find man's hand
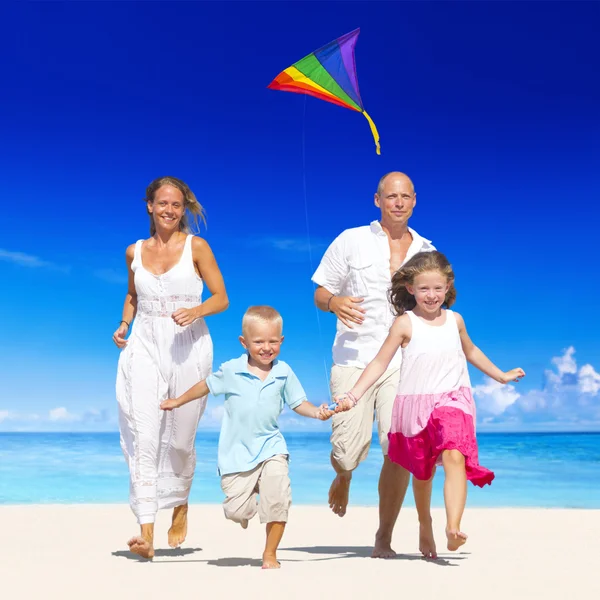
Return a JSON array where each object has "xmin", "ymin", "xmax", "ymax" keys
[{"xmin": 329, "ymin": 295, "xmax": 366, "ymax": 329}]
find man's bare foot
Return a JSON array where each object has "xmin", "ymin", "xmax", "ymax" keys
[
  {"xmin": 419, "ymin": 519, "xmax": 438, "ymax": 559},
  {"xmin": 328, "ymin": 474, "xmax": 351, "ymax": 517},
  {"xmin": 262, "ymin": 552, "xmax": 281, "ymax": 569},
  {"xmin": 168, "ymin": 504, "xmax": 188, "ymax": 548},
  {"xmin": 372, "ymin": 533, "xmax": 397, "ymax": 559},
  {"xmin": 240, "ymin": 518, "xmax": 249, "ymax": 529},
  {"xmin": 446, "ymin": 527, "xmax": 468, "ymax": 551},
  {"xmin": 127, "ymin": 536, "xmax": 155, "ymax": 560}
]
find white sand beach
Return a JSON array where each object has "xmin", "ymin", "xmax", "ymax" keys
[{"xmin": 2, "ymin": 505, "xmax": 597, "ymax": 599}]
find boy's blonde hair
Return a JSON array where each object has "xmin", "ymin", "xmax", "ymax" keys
[{"xmin": 242, "ymin": 306, "xmax": 283, "ymax": 337}]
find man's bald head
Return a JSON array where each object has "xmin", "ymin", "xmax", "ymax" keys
[{"xmin": 376, "ymin": 172, "xmax": 415, "ymax": 196}]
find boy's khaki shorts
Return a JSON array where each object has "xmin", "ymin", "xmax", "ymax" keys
[
  {"xmin": 330, "ymin": 365, "xmax": 400, "ymax": 472},
  {"xmin": 220, "ymin": 454, "xmax": 291, "ymax": 524}
]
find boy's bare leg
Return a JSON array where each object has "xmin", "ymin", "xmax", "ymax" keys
[
  {"xmin": 413, "ymin": 470, "xmax": 437, "ymax": 559},
  {"xmin": 127, "ymin": 523, "xmax": 155, "ymax": 559},
  {"xmin": 168, "ymin": 503, "xmax": 188, "ymax": 548},
  {"xmin": 442, "ymin": 449, "xmax": 468, "ymax": 551},
  {"xmin": 372, "ymin": 457, "xmax": 410, "ymax": 558},
  {"xmin": 328, "ymin": 453, "xmax": 352, "ymax": 516},
  {"xmin": 262, "ymin": 522, "xmax": 285, "ymax": 569}
]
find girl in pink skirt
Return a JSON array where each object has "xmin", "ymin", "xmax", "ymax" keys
[{"xmin": 334, "ymin": 251, "xmax": 525, "ymax": 557}]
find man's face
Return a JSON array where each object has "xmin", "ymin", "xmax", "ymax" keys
[{"xmin": 374, "ymin": 175, "xmax": 416, "ymax": 226}]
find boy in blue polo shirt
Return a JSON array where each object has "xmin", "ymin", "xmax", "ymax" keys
[{"xmin": 161, "ymin": 305, "xmax": 344, "ymax": 569}]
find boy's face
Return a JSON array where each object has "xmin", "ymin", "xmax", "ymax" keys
[{"xmin": 239, "ymin": 321, "xmax": 284, "ymax": 366}]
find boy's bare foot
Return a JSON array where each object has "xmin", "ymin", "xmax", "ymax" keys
[
  {"xmin": 240, "ymin": 518, "xmax": 249, "ymax": 529},
  {"xmin": 127, "ymin": 535, "xmax": 155, "ymax": 560},
  {"xmin": 419, "ymin": 519, "xmax": 438, "ymax": 559},
  {"xmin": 168, "ymin": 504, "xmax": 188, "ymax": 548},
  {"xmin": 372, "ymin": 532, "xmax": 396, "ymax": 559},
  {"xmin": 262, "ymin": 552, "xmax": 281, "ymax": 569},
  {"xmin": 446, "ymin": 527, "xmax": 468, "ymax": 551},
  {"xmin": 328, "ymin": 474, "xmax": 350, "ymax": 516}
]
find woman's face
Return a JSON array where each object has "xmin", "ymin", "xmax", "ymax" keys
[{"xmin": 148, "ymin": 185, "xmax": 185, "ymax": 232}]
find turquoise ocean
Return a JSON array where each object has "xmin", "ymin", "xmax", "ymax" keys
[{"xmin": 1, "ymin": 432, "xmax": 598, "ymax": 507}]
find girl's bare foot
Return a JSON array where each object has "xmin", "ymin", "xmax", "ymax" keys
[
  {"xmin": 446, "ymin": 527, "xmax": 468, "ymax": 551},
  {"xmin": 419, "ymin": 519, "xmax": 438, "ymax": 559},
  {"xmin": 168, "ymin": 504, "xmax": 188, "ymax": 548},
  {"xmin": 127, "ymin": 535, "xmax": 155, "ymax": 559},
  {"xmin": 262, "ymin": 552, "xmax": 281, "ymax": 569}
]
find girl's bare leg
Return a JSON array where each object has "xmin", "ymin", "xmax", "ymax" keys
[
  {"xmin": 412, "ymin": 469, "xmax": 437, "ymax": 558},
  {"xmin": 442, "ymin": 449, "xmax": 468, "ymax": 551}
]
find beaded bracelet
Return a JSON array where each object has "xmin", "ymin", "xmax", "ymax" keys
[{"xmin": 346, "ymin": 391, "xmax": 358, "ymax": 406}]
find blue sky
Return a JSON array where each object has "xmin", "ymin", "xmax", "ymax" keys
[{"xmin": 1, "ymin": 1, "xmax": 599, "ymax": 432}]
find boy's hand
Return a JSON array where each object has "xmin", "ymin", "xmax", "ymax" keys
[
  {"xmin": 315, "ymin": 404, "xmax": 335, "ymax": 420},
  {"xmin": 160, "ymin": 398, "xmax": 181, "ymax": 411},
  {"xmin": 501, "ymin": 368, "xmax": 526, "ymax": 383}
]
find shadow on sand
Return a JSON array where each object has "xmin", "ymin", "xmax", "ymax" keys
[{"xmin": 111, "ymin": 547, "xmax": 203, "ymax": 562}]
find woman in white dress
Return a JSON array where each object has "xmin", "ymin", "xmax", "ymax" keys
[{"xmin": 112, "ymin": 176, "xmax": 229, "ymax": 559}]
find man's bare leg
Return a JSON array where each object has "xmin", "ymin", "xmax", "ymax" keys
[
  {"xmin": 168, "ymin": 503, "xmax": 188, "ymax": 548},
  {"xmin": 413, "ymin": 469, "xmax": 437, "ymax": 559},
  {"xmin": 262, "ymin": 522, "xmax": 285, "ymax": 569},
  {"xmin": 328, "ymin": 453, "xmax": 352, "ymax": 517},
  {"xmin": 372, "ymin": 457, "xmax": 410, "ymax": 558},
  {"xmin": 127, "ymin": 523, "xmax": 155, "ymax": 559}
]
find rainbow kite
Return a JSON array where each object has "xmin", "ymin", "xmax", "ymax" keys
[{"xmin": 268, "ymin": 28, "xmax": 381, "ymax": 155}]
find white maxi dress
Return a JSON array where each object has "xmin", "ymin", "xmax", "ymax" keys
[{"xmin": 116, "ymin": 234, "xmax": 213, "ymax": 524}]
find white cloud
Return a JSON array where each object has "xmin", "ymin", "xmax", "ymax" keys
[
  {"xmin": 48, "ymin": 407, "xmax": 78, "ymax": 422},
  {"xmin": 0, "ymin": 248, "xmax": 70, "ymax": 273},
  {"xmin": 477, "ymin": 347, "xmax": 600, "ymax": 430},
  {"xmin": 473, "ymin": 379, "xmax": 520, "ymax": 416},
  {"xmin": 0, "ymin": 407, "xmax": 113, "ymax": 431}
]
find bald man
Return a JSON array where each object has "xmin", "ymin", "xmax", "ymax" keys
[{"xmin": 312, "ymin": 172, "xmax": 436, "ymax": 558}]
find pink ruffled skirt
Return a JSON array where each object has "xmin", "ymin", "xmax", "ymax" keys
[{"xmin": 387, "ymin": 386, "xmax": 494, "ymax": 487}]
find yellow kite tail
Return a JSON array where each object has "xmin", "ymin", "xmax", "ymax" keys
[{"xmin": 362, "ymin": 110, "xmax": 381, "ymax": 155}]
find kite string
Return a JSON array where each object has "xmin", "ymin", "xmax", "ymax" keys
[{"xmin": 301, "ymin": 95, "xmax": 332, "ymax": 403}]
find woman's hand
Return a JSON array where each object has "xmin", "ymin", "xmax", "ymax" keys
[
  {"xmin": 172, "ymin": 307, "xmax": 199, "ymax": 327},
  {"xmin": 112, "ymin": 323, "xmax": 129, "ymax": 348}
]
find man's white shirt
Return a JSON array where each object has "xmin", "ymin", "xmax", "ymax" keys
[{"xmin": 312, "ymin": 220, "xmax": 435, "ymax": 370}]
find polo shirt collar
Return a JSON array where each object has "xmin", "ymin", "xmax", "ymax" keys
[{"xmin": 233, "ymin": 353, "xmax": 281, "ymax": 377}]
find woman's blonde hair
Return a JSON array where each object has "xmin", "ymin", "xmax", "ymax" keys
[
  {"xmin": 144, "ymin": 176, "xmax": 206, "ymax": 236},
  {"xmin": 389, "ymin": 251, "xmax": 457, "ymax": 315}
]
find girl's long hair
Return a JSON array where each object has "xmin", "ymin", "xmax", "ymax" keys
[
  {"xmin": 144, "ymin": 176, "xmax": 206, "ymax": 236},
  {"xmin": 389, "ymin": 251, "xmax": 457, "ymax": 315}
]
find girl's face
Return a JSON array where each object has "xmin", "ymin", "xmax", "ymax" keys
[{"xmin": 407, "ymin": 270, "xmax": 450, "ymax": 315}]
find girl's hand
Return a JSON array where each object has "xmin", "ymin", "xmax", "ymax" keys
[
  {"xmin": 172, "ymin": 307, "xmax": 199, "ymax": 327},
  {"xmin": 502, "ymin": 368, "xmax": 526, "ymax": 383},
  {"xmin": 333, "ymin": 393, "xmax": 357, "ymax": 412},
  {"xmin": 315, "ymin": 404, "xmax": 335, "ymax": 420},
  {"xmin": 160, "ymin": 398, "xmax": 181, "ymax": 411},
  {"xmin": 112, "ymin": 323, "xmax": 129, "ymax": 348}
]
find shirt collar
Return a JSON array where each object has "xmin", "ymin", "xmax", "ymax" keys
[
  {"xmin": 233, "ymin": 353, "xmax": 281, "ymax": 376},
  {"xmin": 369, "ymin": 220, "xmax": 433, "ymax": 248}
]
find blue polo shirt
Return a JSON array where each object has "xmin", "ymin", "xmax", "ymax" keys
[{"xmin": 206, "ymin": 354, "xmax": 307, "ymax": 476}]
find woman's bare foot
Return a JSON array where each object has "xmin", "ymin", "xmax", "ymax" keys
[
  {"xmin": 262, "ymin": 552, "xmax": 281, "ymax": 569},
  {"xmin": 168, "ymin": 504, "xmax": 188, "ymax": 548},
  {"xmin": 446, "ymin": 527, "xmax": 468, "ymax": 551},
  {"xmin": 419, "ymin": 519, "xmax": 437, "ymax": 559},
  {"xmin": 128, "ymin": 523, "xmax": 154, "ymax": 559},
  {"xmin": 328, "ymin": 474, "xmax": 351, "ymax": 517}
]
